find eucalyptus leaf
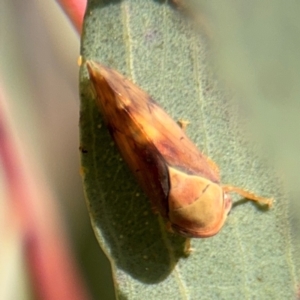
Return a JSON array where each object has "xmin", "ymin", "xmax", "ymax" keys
[{"xmin": 79, "ymin": 1, "xmax": 298, "ymax": 299}]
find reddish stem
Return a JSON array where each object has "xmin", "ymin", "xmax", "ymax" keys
[
  {"xmin": 0, "ymin": 83, "xmax": 90, "ymax": 299},
  {"xmin": 55, "ymin": 0, "xmax": 87, "ymax": 34}
]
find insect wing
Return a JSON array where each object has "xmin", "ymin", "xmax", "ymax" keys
[
  {"xmin": 87, "ymin": 61, "xmax": 170, "ymax": 216},
  {"xmin": 87, "ymin": 61, "xmax": 219, "ymax": 183}
]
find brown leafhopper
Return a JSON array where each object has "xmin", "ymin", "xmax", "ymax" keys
[{"xmin": 86, "ymin": 60, "xmax": 272, "ymax": 238}]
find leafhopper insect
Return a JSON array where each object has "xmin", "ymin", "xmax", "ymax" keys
[{"xmin": 86, "ymin": 60, "xmax": 272, "ymax": 238}]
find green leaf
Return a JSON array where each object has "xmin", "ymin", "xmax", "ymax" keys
[{"xmin": 79, "ymin": 1, "xmax": 298, "ymax": 299}]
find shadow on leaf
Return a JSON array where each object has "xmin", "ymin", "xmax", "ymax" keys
[{"xmin": 80, "ymin": 79, "xmax": 187, "ymax": 284}]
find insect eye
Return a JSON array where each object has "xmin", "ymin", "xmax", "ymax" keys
[{"xmin": 223, "ymin": 193, "xmax": 232, "ymax": 215}]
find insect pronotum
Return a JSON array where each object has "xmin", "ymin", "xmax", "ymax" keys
[{"xmin": 86, "ymin": 60, "xmax": 272, "ymax": 238}]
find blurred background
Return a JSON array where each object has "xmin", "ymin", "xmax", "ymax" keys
[
  {"xmin": 0, "ymin": 0, "xmax": 115, "ymax": 299},
  {"xmin": 1, "ymin": 0, "xmax": 299, "ymax": 299},
  {"xmin": 194, "ymin": 1, "xmax": 300, "ymax": 245}
]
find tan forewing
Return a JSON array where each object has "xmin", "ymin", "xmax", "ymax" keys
[
  {"xmin": 87, "ymin": 61, "xmax": 220, "ymax": 184},
  {"xmin": 87, "ymin": 61, "xmax": 170, "ymax": 216}
]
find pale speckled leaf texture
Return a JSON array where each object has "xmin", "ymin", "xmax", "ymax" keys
[{"xmin": 79, "ymin": 1, "xmax": 298, "ymax": 299}]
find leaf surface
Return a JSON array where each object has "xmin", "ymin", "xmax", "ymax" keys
[{"xmin": 79, "ymin": 1, "xmax": 298, "ymax": 299}]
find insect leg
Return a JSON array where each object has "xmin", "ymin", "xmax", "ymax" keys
[{"xmin": 222, "ymin": 185, "xmax": 273, "ymax": 207}]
